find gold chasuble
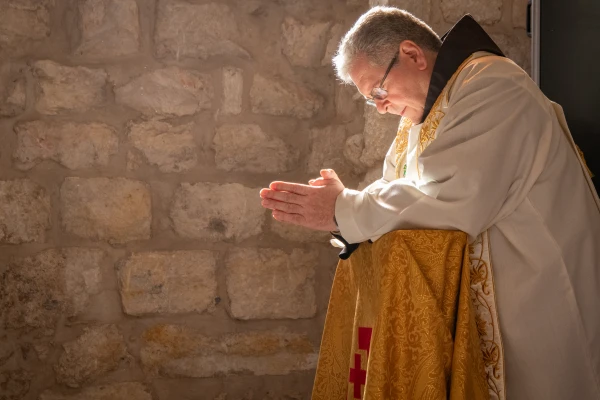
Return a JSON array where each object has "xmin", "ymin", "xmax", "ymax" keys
[{"xmin": 311, "ymin": 230, "xmax": 489, "ymax": 400}]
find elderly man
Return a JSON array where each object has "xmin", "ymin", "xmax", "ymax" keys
[{"xmin": 260, "ymin": 7, "xmax": 600, "ymax": 400}]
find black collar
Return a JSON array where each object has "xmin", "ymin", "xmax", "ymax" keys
[{"xmin": 420, "ymin": 15, "xmax": 504, "ymax": 123}]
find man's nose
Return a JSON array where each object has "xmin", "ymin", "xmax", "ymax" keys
[{"xmin": 375, "ymin": 100, "xmax": 388, "ymax": 114}]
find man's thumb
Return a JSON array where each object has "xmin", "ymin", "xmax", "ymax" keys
[{"xmin": 320, "ymin": 169, "xmax": 340, "ymax": 180}]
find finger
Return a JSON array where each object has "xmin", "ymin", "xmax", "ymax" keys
[
  {"xmin": 272, "ymin": 210, "xmax": 306, "ymax": 226},
  {"xmin": 308, "ymin": 179, "xmax": 316, "ymax": 185},
  {"xmin": 309, "ymin": 177, "xmax": 327, "ymax": 187},
  {"xmin": 269, "ymin": 181, "xmax": 310, "ymax": 195},
  {"xmin": 260, "ymin": 189, "xmax": 304, "ymax": 205},
  {"xmin": 320, "ymin": 169, "xmax": 340, "ymax": 181},
  {"xmin": 261, "ymin": 199, "xmax": 303, "ymax": 214}
]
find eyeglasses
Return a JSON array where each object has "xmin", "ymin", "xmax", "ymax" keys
[{"xmin": 366, "ymin": 51, "xmax": 399, "ymax": 107}]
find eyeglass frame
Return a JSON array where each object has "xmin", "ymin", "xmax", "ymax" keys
[{"xmin": 365, "ymin": 50, "xmax": 399, "ymax": 107}]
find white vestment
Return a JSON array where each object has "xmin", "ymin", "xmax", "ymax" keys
[{"xmin": 335, "ymin": 53, "xmax": 600, "ymax": 399}]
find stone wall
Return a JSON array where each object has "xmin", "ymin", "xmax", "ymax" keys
[{"xmin": 0, "ymin": 0, "xmax": 529, "ymax": 399}]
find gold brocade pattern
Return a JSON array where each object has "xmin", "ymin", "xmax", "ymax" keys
[
  {"xmin": 469, "ymin": 232, "xmax": 506, "ymax": 400},
  {"xmin": 312, "ymin": 230, "xmax": 490, "ymax": 400}
]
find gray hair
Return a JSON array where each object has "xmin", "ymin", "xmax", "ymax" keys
[{"xmin": 333, "ymin": 6, "xmax": 442, "ymax": 83}]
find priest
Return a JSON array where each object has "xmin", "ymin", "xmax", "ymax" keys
[{"xmin": 260, "ymin": 7, "xmax": 600, "ymax": 400}]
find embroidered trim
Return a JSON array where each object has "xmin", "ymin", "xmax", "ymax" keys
[
  {"xmin": 394, "ymin": 117, "xmax": 412, "ymax": 179},
  {"xmin": 469, "ymin": 231, "xmax": 506, "ymax": 400}
]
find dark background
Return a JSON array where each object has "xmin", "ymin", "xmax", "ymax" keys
[{"xmin": 539, "ymin": 0, "xmax": 600, "ymax": 190}]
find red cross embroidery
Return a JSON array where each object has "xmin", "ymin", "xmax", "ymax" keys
[{"xmin": 348, "ymin": 327, "xmax": 372, "ymax": 399}]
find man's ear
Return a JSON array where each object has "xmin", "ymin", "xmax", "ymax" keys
[{"xmin": 399, "ymin": 40, "xmax": 428, "ymax": 70}]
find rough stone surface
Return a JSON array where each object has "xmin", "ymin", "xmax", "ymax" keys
[
  {"xmin": 357, "ymin": 166, "xmax": 384, "ymax": 191},
  {"xmin": 282, "ymin": 17, "xmax": 330, "ymax": 67},
  {"xmin": 360, "ymin": 106, "xmax": 400, "ymax": 167},
  {"xmin": 322, "ymin": 23, "xmax": 344, "ymax": 66},
  {"xmin": 344, "ymin": 134, "xmax": 366, "ymax": 172},
  {"xmin": 117, "ymin": 251, "xmax": 217, "ymax": 316},
  {"xmin": 0, "ymin": 369, "xmax": 32, "ymax": 400},
  {"xmin": 115, "ymin": 67, "xmax": 213, "ymax": 117},
  {"xmin": 491, "ymin": 32, "xmax": 531, "ymax": 74},
  {"xmin": 40, "ymin": 382, "xmax": 152, "ymax": 400},
  {"xmin": 0, "ymin": 179, "xmax": 51, "ymax": 244},
  {"xmin": 14, "ymin": 120, "xmax": 118, "ymax": 170},
  {"xmin": 0, "ymin": 0, "xmax": 52, "ymax": 52},
  {"xmin": 270, "ymin": 221, "xmax": 330, "ymax": 243},
  {"xmin": 33, "ymin": 60, "xmax": 107, "ymax": 115},
  {"xmin": 141, "ymin": 325, "xmax": 317, "ymax": 377},
  {"xmin": 128, "ymin": 120, "xmax": 197, "ymax": 173},
  {"xmin": 369, "ymin": 0, "xmax": 432, "ymax": 21},
  {"xmin": 155, "ymin": 1, "xmax": 248, "ymax": 60},
  {"xmin": 0, "ymin": 343, "xmax": 15, "ymax": 365},
  {"xmin": 222, "ymin": 67, "xmax": 243, "ymax": 115},
  {"xmin": 307, "ymin": 125, "xmax": 351, "ymax": 175},
  {"xmin": 0, "ymin": 248, "xmax": 103, "ymax": 330},
  {"xmin": 335, "ymin": 84, "xmax": 361, "ymax": 122},
  {"xmin": 55, "ymin": 325, "xmax": 128, "ymax": 388},
  {"xmin": 250, "ymin": 74, "xmax": 323, "ymax": 119},
  {"xmin": 213, "ymin": 124, "xmax": 293, "ymax": 173},
  {"xmin": 441, "ymin": 0, "xmax": 502, "ymax": 25},
  {"xmin": 512, "ymin": 0, "xmax": 528, "ymax": 29},
  {"xmin": 60, "ymin": 177, "xmax": 152, "ymax": 244},
  {"xmin": 170, "ymin": 183, "xmax": 265, "ymax": 242},
  {"xmin": 0, "ymin": 65, "xmax": 26, "ymax": 117},
  {"xmin": 74, "ymin": 0, "xmax": 141, "ymax": 58},
  {"xmin": 226, "ymin": 248, "xmax": 317, "ymax": 320}
]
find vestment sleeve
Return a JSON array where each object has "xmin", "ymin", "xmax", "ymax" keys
[{"xmin": 335, "ymin": 59, "xmax": 554, "ymax": 244}]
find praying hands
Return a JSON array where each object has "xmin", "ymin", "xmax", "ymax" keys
[{"xmin": 259, "ymin": 169, "xmax": 345, "ymax": 231}]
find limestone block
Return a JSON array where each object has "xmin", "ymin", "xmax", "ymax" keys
[
  {"xmin": 357, "ymin": 166, "xmax": 384, "ymax": 190},
  {"xmin": 281, "ymin": 17, "xmax": 330, "ymax": 67},
  {"xmin": 117, "ymin": 251, "xmax": 217, "ymax": 316},
  {"xmin": 0, "ymin": 248, "xmax": 103, "ymax": 330},
  {"xmin": 60, "ymin": 177, "xmax": 151, "ymax": 244},
  {"xmin": 250, "ymin": 74, "xmax": 323, "ymax": 119},
  {"xmin": 115, "ymin": 67, "xmax": 213, "ymax": 117},
  {"xmin": 55, "ymin": 325, "xmax": 128, "ymax": 388},
  {"xmin": 0, "ymin": 369, "xmax": 32, "ymax": 400},
  {"xmin": 0, "ymin": 343, "xmax": 15, "ymax": 365},
  {"xmin": 491, "ymin": 32, "xmax": 531, "ymax": 73},
  {"xmin": 344, "ymin": 134, "xmax": 365, "ymax": 172},
  {"xmin": 40, "ymin": 382, "xmax": 152, "ymax": 400},
  {"xmin": 360, "ymin": 106, "xmax": 399, "ymax": 167},
  {"xmin": 0, "ymin": 65, "xmax": 26, "ymax": 118},
  {"xmin": 33, "ymin": 61, "xmax": 107, "ymax": 115},
  {"xmin": 307, "ymin": 125, "xmax": 352, "ymax": 175},
  {"xmin": 270, "ymin": 220, "xmax": 330, "ymax": 243},
  {"xmin": 170, "ymin": 183, "xmax": 264, "ymax": 242},
  {"xmin": 369, "ymin": 0, "xmax": 431, "ymax": 21},
  {"xmin": 213, "ymin": 124, "xmax": 293, "ymax": 173},
  {"xmin": 74, "ymin": 0, "xmax": 140, "ymax": 58},
  {"xmin": 336, "ymin": 84, "xmax": 361, "ymax": 122},
  {"xmin": 222, "ymin": 67, "xmax": 243, "ymax": 115},
  {"xmin": 155, "ymin": 1, "xmax": 248, "ymax": 60},
  {"xmin": 226, "ymin": 248, "xmax": 317, "ymax": 319},
  {"xmin": 128, "ymin": 120, "xmax": 197, "ymax": 173},
  {"xmin": 0, "ymin": 0, "xmax": 52, "ymax": 52},
  {"xmin": 14, "ymin": 121, "xmax": 118, "ymax": 170},
  {"xmin": 441, "ymin": 0, "xmax": 502, "ymax": 25},
  {"xmin": 512, "ymin": 0, "xmax": 528, "ymax": 29},
  {"xmin": 141, "ymin": 325, "xmax": 317, "ymax": 377},
  {"xmin": 0, "ymin": 179, "xmax": 51, "ymax": 244},
  {"xmin": 322, "ymin": 23, "xmax": 344, "ymax": 66}
]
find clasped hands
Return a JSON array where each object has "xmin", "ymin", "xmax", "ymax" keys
[{"xmin": 259, "ymin": 169, "xmax": 345, "ymax": 232}]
